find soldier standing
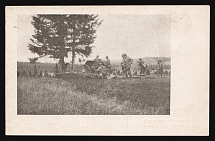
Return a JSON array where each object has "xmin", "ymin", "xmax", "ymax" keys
[
  {"xmin": 94, "ymin": 55, "xmax": 99, "ymax": 64},
  {"xmin": 157, "ymin": 60, "xmax": 164, "ymax": 78},
  {"xmin": 92, "ymin": 55, "xmax": 100, "ymax": 70},
  {"xmin": 106, "ymin": 56, "xmax": 111, "ymax": 74},
  {"xmin": 121, "ymin": 54, "xmax": 133, "ymax": 78}
]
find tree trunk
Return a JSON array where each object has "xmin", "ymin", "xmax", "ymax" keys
[
  {"xmin": 71, "ymin": 50, "xmax": 75, "ymax": 71},
  {"xmin": 59, "ymin": 56, "xmax": 65, "ymax": 73},
  {"xmin": 59, "ymin": 44, "xmax": 65, "ymax": 73}
]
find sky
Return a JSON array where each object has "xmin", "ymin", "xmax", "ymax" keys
[{"xmin": 17, "ymin": 14, "xmax": 171, "ymax": 63}]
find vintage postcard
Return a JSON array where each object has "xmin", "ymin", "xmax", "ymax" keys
[{"xmin": 6, "ymin": 6, "xmax": 209, "ymax": 135}]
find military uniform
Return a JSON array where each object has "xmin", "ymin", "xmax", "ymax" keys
[
  {"xmin": 106, "ymin": 58, "xmax": 111, "ymax": 73},
  {"xmin": 95, "ymin": 63, "xmax": 107, "ymax": 78},
  {"xmin": 94, "ymin": 58, "xmax": 99, "ymax": 65},
  {"xmin": 157, "ymin": 60, "xmax": 164, "ymax": 78},
  {"xmin": 138, "ymin": 59, "xmax": 148, "ymax": 74},
  {"xmin": 92, "ymin": 56, "xmax": 100, "ymax": 71},
  {"xmin": 121, "ymin": 56, "xmax": 133, "ymax": 78}
]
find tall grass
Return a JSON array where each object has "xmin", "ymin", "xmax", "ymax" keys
[{"xmin": 18, "ymin": 75, "xmax": 170, "ymax": 115}]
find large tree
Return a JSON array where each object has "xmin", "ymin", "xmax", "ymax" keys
[{"xmin": 28, "ymin": 14, "xmax": 102, "ymax": 72}]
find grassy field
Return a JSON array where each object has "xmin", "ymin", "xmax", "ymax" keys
[
  {"xmin": 17, "ymin": 74, "xmax": 170, "ymax": 115},
  {"xmin": 17, "ymin": 62, "xmax": 80, "ymax": 74}
]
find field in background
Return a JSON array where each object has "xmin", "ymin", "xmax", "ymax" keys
[
  {"xmin": 17, "ymin": 74, "xmax": 170, "ymax": 115},
  {"xmin": 17, "ymin": 62, "xmax": 80, "ymax": 74},
  {"xmin": 17, "ymin": 61, "xmax": 171, "ymax": 75}
]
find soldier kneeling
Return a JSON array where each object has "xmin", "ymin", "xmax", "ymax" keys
[
  {"xmin": 137, "ymin": 58, "xmax": 148, "ymax": 75},
  {"xmin": 94, "ymin": 62, "xmax": 107, "ymax": 79}
]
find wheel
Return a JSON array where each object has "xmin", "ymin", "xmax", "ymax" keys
[{"xmin": 78, "ymin": 65, "xmax": 91, "ymax": 74}]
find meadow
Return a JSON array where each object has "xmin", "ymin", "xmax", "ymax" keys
[
  {"xmin": 17, "ymin": 62, "xmax": 80, "ymax": 74},
  {"xmin": 17, "ymin": 74, "xmax": 170, "ymax": 115}
]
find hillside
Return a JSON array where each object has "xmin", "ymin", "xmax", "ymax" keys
[{"xmin": 111, "ymin": 57, "xmax": 171, "ymax": 66}]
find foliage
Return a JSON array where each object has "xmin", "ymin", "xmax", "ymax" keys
[
  {"xmin": 28, "ymin": 57, "xmax": 39, "ymax": 64},
  {"xmin": 28, "ymin": 14, "xmax": 103, "ymax": 71}
]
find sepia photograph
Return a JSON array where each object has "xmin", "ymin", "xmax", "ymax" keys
[
  {"xmin": 17, "ymin": 14, "xmax": 171, "ymax": 115},
  {"xmin": 6, "ymin": 6, "xmax": 209, "ymax": 135}
]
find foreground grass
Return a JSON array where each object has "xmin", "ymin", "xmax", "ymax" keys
[{"xmin": 17, "ymin": 75, "xmax": 170, "ymax": 115}]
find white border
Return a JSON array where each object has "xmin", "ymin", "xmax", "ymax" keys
[{"xmin": 6, "ymin": 6, "xmax": 209, "ymax": 135}]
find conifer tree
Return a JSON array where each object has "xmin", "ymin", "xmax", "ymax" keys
[{"xmin": 28, "ymin": 14, "xmax": 103, "ymax": 72}]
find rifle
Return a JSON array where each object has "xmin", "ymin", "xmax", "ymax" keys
[{"xmin": 122, "ymin": 62, "xmax": 132, "ymax": 72}]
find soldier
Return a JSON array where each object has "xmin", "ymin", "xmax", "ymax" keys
[
  {"xmin": 121, "ymin": 54, "xmax": 133, "ymax": 78},
  {"xmin": 157, "ymin": 60, "xmax": 164, "ymax": 78},
  {"xmin": 137, "ymin": 58, "xmax": 148, "ymax": 74},
  {"xmin": 94, "ymin": 62, "xmax": 107, "ymax": 79},
  {"xmin": 92, "ymin": 55, "xmax": 100, "ymax": 70},
  {"xmin": 94, "ymin": 55, "xmax": 99, "ymax": 64},
  {"xmin": 105, "ymin": 56, "xmax": 111, "ymax": 74}
]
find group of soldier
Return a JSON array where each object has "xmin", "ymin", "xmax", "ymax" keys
[
  {"xmin": 92, "ymin": 53, "xmax": 162, "ymax": 79},
  {"xmin": 121, "ymin": 54, "xmax": 149, "ymax": 78},
  {"xmin": 92, "ymin": 55, "xmax": 111, "ymax": 78}
]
